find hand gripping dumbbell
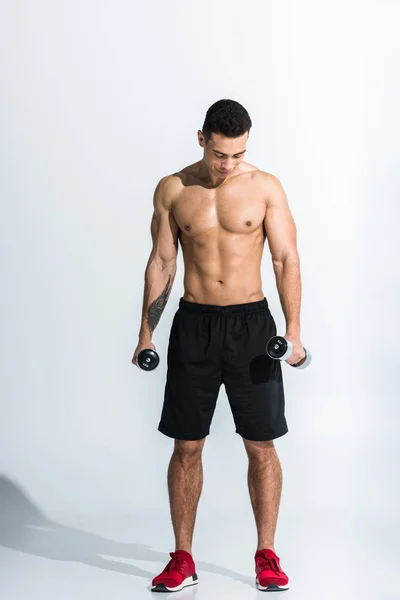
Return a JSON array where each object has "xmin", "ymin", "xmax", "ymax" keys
[
  {"xmin": 136, "ymin": 349, "xmax": 160, "ymax": 371},
  {"xmin": 266, "ymin": 336, "xmax": 312, "ymax": 369}
]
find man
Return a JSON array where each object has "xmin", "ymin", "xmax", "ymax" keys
[{"xmin": 132, "ymin": 99, "xmax": 305, "ymax": 593}]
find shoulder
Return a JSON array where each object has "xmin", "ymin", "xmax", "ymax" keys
[
  {"xmin": 154, "ymin": 173, "xmax": 184, "ymax": 209},
  {"xmin": 236, "ymin": 165, "xmax": 282, "ymax": 191},
  {"xmin": 254, "ymin": 169, "xmax": 281, "ymax": 188},
  {"xmin": 253, "ymin": 170, "xmax": 288, "ymax": 206}
]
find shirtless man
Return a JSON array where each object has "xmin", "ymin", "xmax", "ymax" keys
[{"xmin": 132, "ymin": 99, "xmax": 305, "ymax": 593}]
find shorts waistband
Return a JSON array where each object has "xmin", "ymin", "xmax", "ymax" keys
[{"xmin": 178, "ymin": 297, "xmax": 269, "ymax": 315}]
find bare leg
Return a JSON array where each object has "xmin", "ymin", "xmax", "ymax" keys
[
  {"xmin": 243, "ymin": 439, "xmax": 283, "ymax": 551},
  {"xmin": 167, "ymin": 438, "xmax": 206, "ymax": 554}
]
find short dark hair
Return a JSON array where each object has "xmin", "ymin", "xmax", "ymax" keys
[{"xmin": 202, "ymin": 99, "xmax": 252, "ymax": 143}]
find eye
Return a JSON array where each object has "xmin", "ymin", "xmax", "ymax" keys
[{"xmin": 214, "ymin": 153, "xmax": 244, "ymax": 159}]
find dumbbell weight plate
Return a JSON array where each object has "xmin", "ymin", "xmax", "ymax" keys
[
  {"xmin": 266, "ymin": 336, "xmax": 293, "ymax": 361},
  {"xmin": 266, "ymin": 336, "xmax": 312, "ymax": 369},
  {"xmin": 137, "ymin": 349, "xmax": 160, "ymax": 371}
]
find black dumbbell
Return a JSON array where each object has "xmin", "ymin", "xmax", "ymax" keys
[
  {"xmin": 136, "ymin": 349, "xmax": 160, "ymax": 371},
  {"xmin": 266, "ymin": 336, "xmax": 311, "ymax": 369}
]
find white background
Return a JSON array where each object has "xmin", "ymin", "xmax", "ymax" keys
[{"xmin": 1, "ymin": 1, "xmax": 399, "ymax": 599}]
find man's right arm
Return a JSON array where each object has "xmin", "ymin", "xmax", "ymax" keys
[{"xmin": 137, "ymin": 175, "xmax": 179, "ymax": 344}]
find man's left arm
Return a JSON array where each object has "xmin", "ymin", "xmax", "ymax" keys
[{"xmin": 262, "ymin": 173, "xmax": 306, "ymax": 366}]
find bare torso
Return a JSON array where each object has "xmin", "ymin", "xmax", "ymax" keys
[{"xmin": 171, "ymin": 161, "xmax": 269, "ymax": 305}]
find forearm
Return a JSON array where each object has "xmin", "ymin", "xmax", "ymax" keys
[
  {"xmin": 138, "ymin": 260, "xmax": 176, "ymax": 342},
  {"xmin": 273, "ymin": 257, "xmax": 302, "ymax": 337}
]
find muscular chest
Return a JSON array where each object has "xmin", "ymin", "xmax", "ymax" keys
[{"xmin": 173, "ymin": 185, "xmax": 266, "ymax": 237}]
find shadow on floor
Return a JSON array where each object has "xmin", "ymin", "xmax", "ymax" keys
[{"xmin": 0, "ymin": 474, "xmax": 254, "ymax": 589}]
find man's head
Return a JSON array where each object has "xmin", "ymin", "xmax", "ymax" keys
[{"xmin": 198, "ymin": 99, "xmax": 252, "ymax": 178}]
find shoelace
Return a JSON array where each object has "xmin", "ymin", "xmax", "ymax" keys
[
  {"xmin": 257, "ymin": 553, "xmax": 281, "ymax": 575},
  {"xmin": 166, "ymin": 552, "xmax": 187, "ymax": 575}
]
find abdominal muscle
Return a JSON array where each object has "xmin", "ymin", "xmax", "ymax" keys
[{"xmin": 181, "ymin": 232, "xmax": 266, "ymax": 306}]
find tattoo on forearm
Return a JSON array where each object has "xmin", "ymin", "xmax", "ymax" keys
[{"xmin": 147, "ymin": 275, "xmax": 172, "ymax": 333}]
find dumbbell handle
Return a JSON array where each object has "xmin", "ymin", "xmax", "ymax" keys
[{"xmin": 267, "ymin": 336, "xmax": 312, "ymax": 369}]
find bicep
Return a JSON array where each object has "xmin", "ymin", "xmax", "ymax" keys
[
  {"xmin": 150, "ymin": 177, "xmax": 179, "ymax": 265},
  {"xmin": 263, "ymin": 176, "xmax": 298, "ymax": 265}
]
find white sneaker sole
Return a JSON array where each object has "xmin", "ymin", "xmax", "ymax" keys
[
  {"xmin": 256, "ymin": 576, "xmax": 289, "ymax": 592},
  {"xmin": 151, "ymin": 574, "xmax": 199, "ymax": 593}
]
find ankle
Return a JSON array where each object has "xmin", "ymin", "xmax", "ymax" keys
[
  {"xmin": 175, "ymin": 545, "xmax": 192, "ymax": 555},
  {"xmin": 257, "ymin": 544, "xmax": 275, "ymax": 553}
]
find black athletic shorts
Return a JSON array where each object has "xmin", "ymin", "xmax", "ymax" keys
[{"xmin": 158, "ymin": 297, "xmax": 288, "ymax": 442}]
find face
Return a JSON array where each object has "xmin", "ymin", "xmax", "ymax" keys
[{"xmin": 198, "ymin": 130, "xmax": 248, "ymax": 178}]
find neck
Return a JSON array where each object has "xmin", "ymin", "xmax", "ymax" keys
[{"xmin": 199, "ymin": 159, "xmax": 229, "ymax": 188}]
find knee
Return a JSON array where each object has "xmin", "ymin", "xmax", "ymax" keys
[
  {"xmin": 243, "ymin": 438, "xmax": 275, "ymax": 462},
  {"xmin": 172, "ymin": 438, "xmax": 205, "ymax": 464}
]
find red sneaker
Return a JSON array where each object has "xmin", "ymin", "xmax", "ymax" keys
[
  {"xmin": 255, "ymin": 549, "xmax": 289, "ymax": 591},
  {"xmin": 151, "ymin": 550, "xmax": 198, "ymax": 593}
]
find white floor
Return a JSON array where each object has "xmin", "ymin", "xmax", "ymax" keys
[{"xmin": 0, "ymin": 505, "xmax": 397, "ymax": 600}]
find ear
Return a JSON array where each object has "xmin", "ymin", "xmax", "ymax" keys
[{"xmin": 197, "ymin": 130, "xmax": 205, "ymax": 147}]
